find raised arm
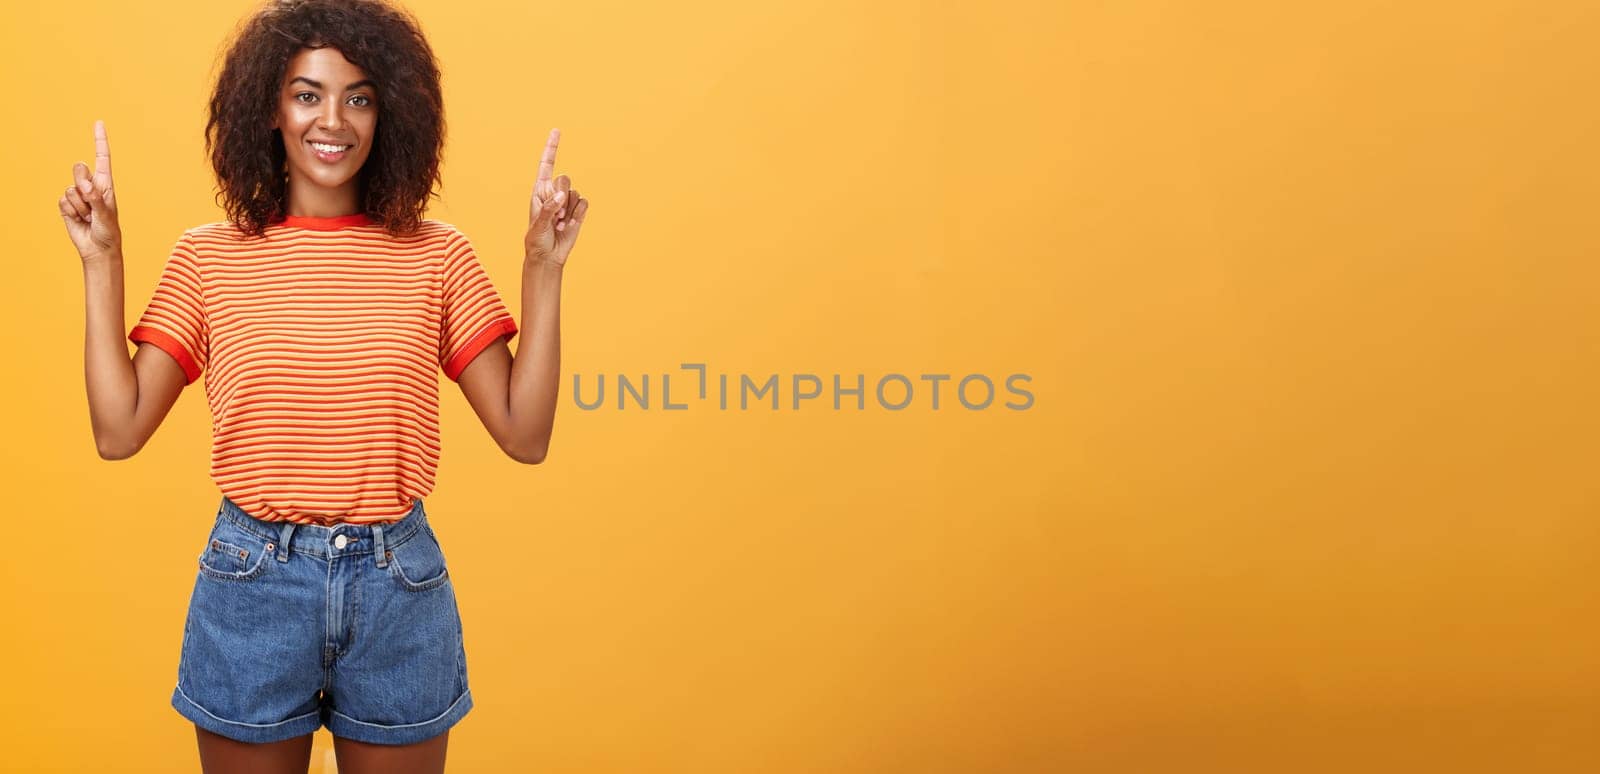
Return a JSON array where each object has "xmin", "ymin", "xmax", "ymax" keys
[
  {"xmin": 63, "ymin": 121, "xmax": 188, "ymax": 460},
  {"xmin": 456, "ymin": 128, "xmax": 589, "ymax": 464}
]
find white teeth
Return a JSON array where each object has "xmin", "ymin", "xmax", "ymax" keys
[{"xmin": 311, "ymin": 142, "xmax": 351, "ymax": 153}]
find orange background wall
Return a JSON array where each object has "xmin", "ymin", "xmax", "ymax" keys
[{"xmin": 1, "ymin": 0, "xmax": 1595, "ymax": 771}]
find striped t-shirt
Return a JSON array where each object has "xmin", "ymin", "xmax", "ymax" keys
[{"xmin": 128, "ymin": 213, "xmax": 518, "ymax": 525}]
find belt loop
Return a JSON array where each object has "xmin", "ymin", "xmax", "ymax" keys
[
  {"xmin": 277, "ymin": 522, "xmax": 296, "ymax": 562},
  {"xmin": 373, "ymin": 523, "xmax": 388, "ymax": 568}
]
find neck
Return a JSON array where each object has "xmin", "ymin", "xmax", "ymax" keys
[{"xmin": 285, "ymin": 178, "xmax": 361, "ymax": 218}]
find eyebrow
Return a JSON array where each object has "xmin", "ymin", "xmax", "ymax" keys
[{"xmin": 288, "ymin": 76, "xmax": 377, "ymax": 92}]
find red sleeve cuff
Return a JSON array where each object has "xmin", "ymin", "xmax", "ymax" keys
[
  {"xmin": 129, "ymin": 325, "xmax": 202, "ymax": 384},
  {"xmin": 443, "ymin": 316, "xmax": 518, "ymax": 382}
]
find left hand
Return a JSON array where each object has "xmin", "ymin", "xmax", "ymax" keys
[{"xmin": 525, "ymin": 128, "xmax": 589, "ymax": 265}]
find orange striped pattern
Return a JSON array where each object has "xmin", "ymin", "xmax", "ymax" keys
[{"xmin": 129, "ymin": 213, "xmax": 518, "ymax": 525}]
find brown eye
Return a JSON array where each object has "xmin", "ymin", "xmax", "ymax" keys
[
  {"xmin": 295, "ymin": 92, "xmax": 317, "ymax": 103},
  {"xmin": 348, "ymin": 94, "xmax": 372, "ymax": 107}
]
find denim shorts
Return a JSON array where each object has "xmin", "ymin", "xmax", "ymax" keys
[{"xmin": 171, "ymin": 496, "xmax": 472, "ymax": 745}]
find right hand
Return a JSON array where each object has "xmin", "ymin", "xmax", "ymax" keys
[{"xmin": 59, "ymin": 120, "xmax": 122, "ymax": 262}]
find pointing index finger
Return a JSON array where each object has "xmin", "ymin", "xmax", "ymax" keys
[
  {"xmin": 537, "ymin": 128, "xmax": 560, "ymax": 186},
  {"xmin": 94, "ymin": 120, "xmax": 113, "ymax": 183}
]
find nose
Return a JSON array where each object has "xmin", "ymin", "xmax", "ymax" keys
[{"xmin": 316, "ymin": 100, "xmax": 346, "ymax": 132}]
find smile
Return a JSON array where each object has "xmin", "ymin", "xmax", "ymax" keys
[{"xmin": 309, "ymin": 141, "xmax": 353, "ymax": 162}]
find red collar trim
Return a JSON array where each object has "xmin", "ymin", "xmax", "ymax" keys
[{"xmin": 275, "ymin": 213, "xmax": 374, "ymax": 230}]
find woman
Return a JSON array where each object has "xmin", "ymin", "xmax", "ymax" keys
[{"xmin": 59, "ymin": 0, "xmax": 588, "ymax": 770}]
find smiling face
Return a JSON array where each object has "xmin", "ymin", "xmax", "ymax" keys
[{"xmin": 272, "ymin": 46, "xmax": 379, "ymax": 217}]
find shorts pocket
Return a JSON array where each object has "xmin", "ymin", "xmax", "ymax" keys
[
  {"xmin": 197, "ymin": 519, "xmax": 273, "ymax": 582},
  {"xmin": 386, "ymin": 525, "xmax": 450, "ymax": 592}
]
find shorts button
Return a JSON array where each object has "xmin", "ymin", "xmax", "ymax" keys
[{"xmin": 334, "ymin": 534, "xmax": 348, "ymax": 550}]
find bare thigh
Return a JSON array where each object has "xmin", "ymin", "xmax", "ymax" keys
[
  {"xmin": 333, "ymin": 730, "xmax": 449, "ymax": 774},
  {"xmin": 195, "ymin": 725, "xmax": 313, "ymax": 774}
]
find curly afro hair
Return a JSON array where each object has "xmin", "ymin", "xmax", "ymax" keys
[{"xmin": 206, "ymin": 0, "xmax": 445, "ymax": 237}]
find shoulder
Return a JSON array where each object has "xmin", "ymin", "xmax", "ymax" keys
[
  {"xmin": 410, "ymin": 219, "xmax": 482, "ymax": 261},
  {"xmin": 159, "ymin": 221, "xmax": 245, "ymax": 268},
  {"xmin": 181, "ymin": 220, "xmax": 253, "ymax": 247},
  {"xmin": 364, "ymin": 218, "xmax": 467, "ymax": 251},
  {"xmin": 413, "ymin": 218, "xmax": 471, "ymax": 245}
]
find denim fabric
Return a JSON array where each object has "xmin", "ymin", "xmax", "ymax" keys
[{"xmin": 171, "ymin": 496, "xmax": 472, "ymax": 745}]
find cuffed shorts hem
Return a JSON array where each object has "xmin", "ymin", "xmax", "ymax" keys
[
  {"xmin": 324, "ymin": 688, "xmax": 474, "ymax": 746},
  {"xmin": 171, "ymin": 683, "xmax": 322, "ymax": 745}
]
